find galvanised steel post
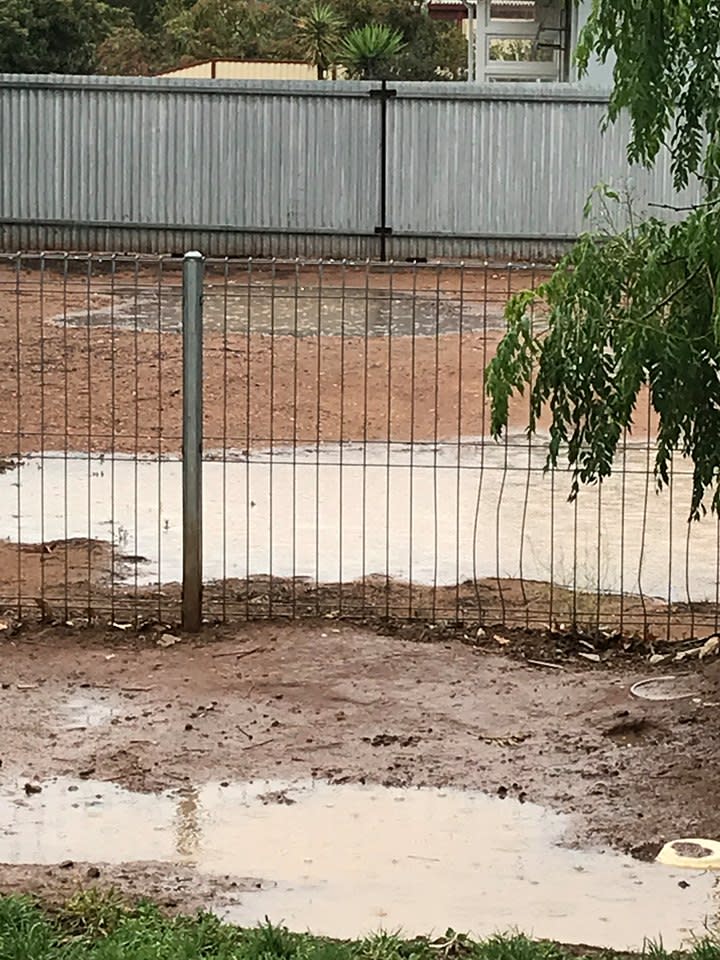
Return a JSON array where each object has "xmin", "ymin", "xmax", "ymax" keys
[{"xmin": 182, "ymin": 250, "xmax": 204, "ymax": 632}]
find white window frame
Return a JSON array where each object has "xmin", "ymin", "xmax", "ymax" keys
[{"xmin": 474, "ymin": 0, "xmax": 563, "ymax": 81}]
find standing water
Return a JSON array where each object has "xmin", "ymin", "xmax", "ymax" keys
[
  {"xmin": 2, "ymin": 777, "xmax": 718, "ymax": 949},
  {"xmin": 0, "ymin": 442, "xmax": 715, "ymax": 602}
]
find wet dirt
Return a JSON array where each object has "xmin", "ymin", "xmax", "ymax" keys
[
  {"xmin": 0, "ymin": 859, "xmax": 264, "ymax": 915},
  {"xmin": 0, "ymin": 538, "xmax": 112, "ymax": 604},
  {"xmin": 2, "ymin": 776, "xmax": 717, "ymax": 949},
  {"xmin": 0, "ymin": 261, "xmax": 660, "ymax": 460},
  {"xmin": 2, "ymin": 623, "xmax": 720, "ymax": 866}
]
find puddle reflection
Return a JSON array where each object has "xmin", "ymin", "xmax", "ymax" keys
[{"xmin": 2, "ymin": 777, "xmax": 718, "ymax": 949}]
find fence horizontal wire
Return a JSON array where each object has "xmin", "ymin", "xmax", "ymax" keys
[{"xmin": 1, "ymin": 251, "xmax": 718, "ymax": 639}]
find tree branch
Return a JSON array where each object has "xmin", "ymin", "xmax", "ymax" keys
[
  {"xmin": 648, "ymin": 197, "xmax": 720, "ymax": 212},
  {"xmin": 637, "ymin": 264, "xmax": 704, "ymax": 324}
]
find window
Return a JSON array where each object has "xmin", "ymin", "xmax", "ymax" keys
[
  {"xmin": 489, "ymin": 0, "xmax": 536, "ymax": 21},
  {"xmin": 488, "ymin": 37, "xmax": 553, "ymax": 60}
]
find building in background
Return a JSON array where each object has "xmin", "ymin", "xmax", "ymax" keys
[
  {"xmin": 156, "ymin": 4, "xmax": 613, "ymax": 86},
  {"xmin": 427, "ymin": 0, "xmax": 614, "ymax": 85},
  {"xmin": 157, "ymin": 59, "xmax": 317, "ymax": 81}
]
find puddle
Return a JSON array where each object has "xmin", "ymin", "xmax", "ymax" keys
[
  {"xmin": 60, "ymin": 691, "xmax": 118, "ymax": 730},
  {"xmin": 59, "ymin": 285, "xmax": 498, "ymax": 338},
  {"xmin": 1, "ymin": 777, "xmax": 717, "ymax": 948},
  {"xmin": 0, "ymin": 441, "xmax": 717, "ymax": 603}
]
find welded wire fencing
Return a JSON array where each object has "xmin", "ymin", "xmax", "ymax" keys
[{"xmin": 1, "ymin": 251, "xmax": 718, "ymax": 639}]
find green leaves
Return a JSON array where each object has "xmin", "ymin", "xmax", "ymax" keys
[
  {"xmin": 486, "ymin": 290, "xmax": 538, "ymax": 437},
  {"xmin": 162, "ymin": 0, "xmax": 281, "ymax": 62},
  {"xmin": 0, "ymin": 0, "xmax": 118, "ymax": 74},
  {"xmin": 487, "ymin": 196, "xmax": 720, "ymax": 519},
  {"xmin": 338, "ymin": 23, "xmax": 405, "ymax": 79},
  {"xmin": 296, "ymin": 3, "xmax": 345, "ymax": 79},
  {"xmin": 576, "ymin": 0, "xmax": 720, "ymax": 191}
]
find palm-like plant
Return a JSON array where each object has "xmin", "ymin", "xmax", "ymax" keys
[
  {"xmin": 339, "ymin": 23, "xmax": 405, "ymax": 80},
  {"xmin": 296, "ymin": 2, "xmax": 344, "ymax": 79}
]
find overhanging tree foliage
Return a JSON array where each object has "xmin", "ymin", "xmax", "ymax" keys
[{"xmin": 487, "ymin": 0, "xmax": 720, "ymax": 519}]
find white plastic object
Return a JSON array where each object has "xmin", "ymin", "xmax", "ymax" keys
[
  {"xmin": 629, "ymin": 676, "xmax": 698, "ymax": 701},
  {"xmin": 656, "ymin": 838, "xmax": 720, "ymax": 869}
]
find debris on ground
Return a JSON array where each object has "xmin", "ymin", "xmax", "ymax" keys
[
  {"xmin": 675, "ymin": 636, "xmax": 720, "ymax": 662},
  {"xmin": 657, "ymin": 838, "xmax": 720, "ymax": 869},
  {"xmin": 156, "ymin": 633, "xmax": 181, "ymax": 648},
  {"xmin": 258, "ymin": 789, "xmax": 296, "ymax": 805},
  {"xmin": 630, "ymin": 676, "xmax": 699, "ymax": 702}
]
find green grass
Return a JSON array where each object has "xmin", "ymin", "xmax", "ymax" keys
[{"xmin": 0, "ymin": 892, "xmax": 717, "ymax": 960}]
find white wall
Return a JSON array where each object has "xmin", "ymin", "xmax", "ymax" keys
[
  {"xmin": 157, "ymin": 60, "xmax": 316, "ymax": 80},
  {"xmin": 570, "ymin": 0, "xmax": 615, "ymax": 87}
]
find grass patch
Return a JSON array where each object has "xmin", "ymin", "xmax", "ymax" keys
[{"xmin": 0, "ymin": 892, "xmax": 717, "ymax": 960}]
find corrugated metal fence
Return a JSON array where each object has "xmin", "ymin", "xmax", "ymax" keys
[{"xmin": 0, "ymin": 74, "xmax": 697, "ymax": 260}]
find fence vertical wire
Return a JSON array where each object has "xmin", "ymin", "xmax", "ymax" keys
[
  {"xmin": 14, "ymin": 255, "xmax": 21, "ymax": 621},
  {"xmin": 2, "ymin": 252, "xmax": 719, "ymax": 642}
]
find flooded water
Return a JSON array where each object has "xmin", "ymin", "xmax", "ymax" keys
[
  {"xmin": 60, "ymin": 285, "xmax": 499, "ymax": 337},
  {"xmin": 2, "ymin": 777, "xmax": 716, "ymax": 948},
  {"xmin": 1, "ymin": 441, "xmax": 717, "ymax": 603}
]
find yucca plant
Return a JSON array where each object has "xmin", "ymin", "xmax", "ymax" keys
[
  {"xmin": 339, "ymin": 23, "xmax": 405, "ymax": 80},
  {"xmin": 296, "ymin": 2, "xmax": 344, "ymax": 79}
]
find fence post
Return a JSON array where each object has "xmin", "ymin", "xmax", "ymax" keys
[
  {"xmin": 182, "ymin": 250, "xmax": 204, "ymax": 632},
  {"xmin": 370, "ymin": 79, "xmax": 396, "ymax": 261}
]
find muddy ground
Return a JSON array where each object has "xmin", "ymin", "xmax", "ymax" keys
[
  {"xmin": 0, "ymin": 496, "xmax": 717, "ymax": 640},
  {"xmin": 0, "ymin": 259, "xmax": 660, "ymax": 458},
  {"xmin": 0, "ymin": 256, "xmax": 692, "ymax": 640},
  {"xmin": 1, "ymin": 539, "xmax": 716, "ymax": 640},
  {"xmin": 1, "ymin": 622, "xmax": 720, "ymax": 910},
  {"xmin": 0, "ymin": 860, "xmax": 265, "ymax": 914}
]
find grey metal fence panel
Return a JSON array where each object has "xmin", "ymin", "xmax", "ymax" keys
[
  {"xmin": 0, "ymin": 75, "xmax": 379, "ymax": 235},
  {"xmin": 389, "ymin": 89, "xmax": 694, "ymax": 238},
  {"xmin": 0, "ymin": 75, "xmax": 699, "ymax": 256}
]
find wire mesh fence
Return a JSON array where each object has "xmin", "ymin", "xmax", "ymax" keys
[{"xmin": 1, "ymin": 251, "xmax": 718, "ymax": 639}]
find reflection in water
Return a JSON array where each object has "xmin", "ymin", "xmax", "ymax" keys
[
  {"xmin": 2, "ymin": 776, "xmax": 719, "ymax": 950},
  {"xmin": 58, "ymin": 287, "xmax": 498, "ymax": 338},
  {"xmin": 175, "ymin": 786, "xmax": 201, "ymax": 859},
  {"xmin": 61, "ymin": 692, "xmax": 117, "ymax": 730}
]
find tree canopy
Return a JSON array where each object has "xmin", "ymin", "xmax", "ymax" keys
[
  {"xmin": 575, "ymin": 0, "xmax": 720, "ymax": 192},
  {"xmin": 0, "ymin": 0, "xmax": 118, "ymax": 74},
  {"xmin": 0, "ymin": 0, "xmax": 466, "ymax": 79},
  {"xmin": 487, "ymin": 0, "xmax": 720, "ymax": 519}
]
